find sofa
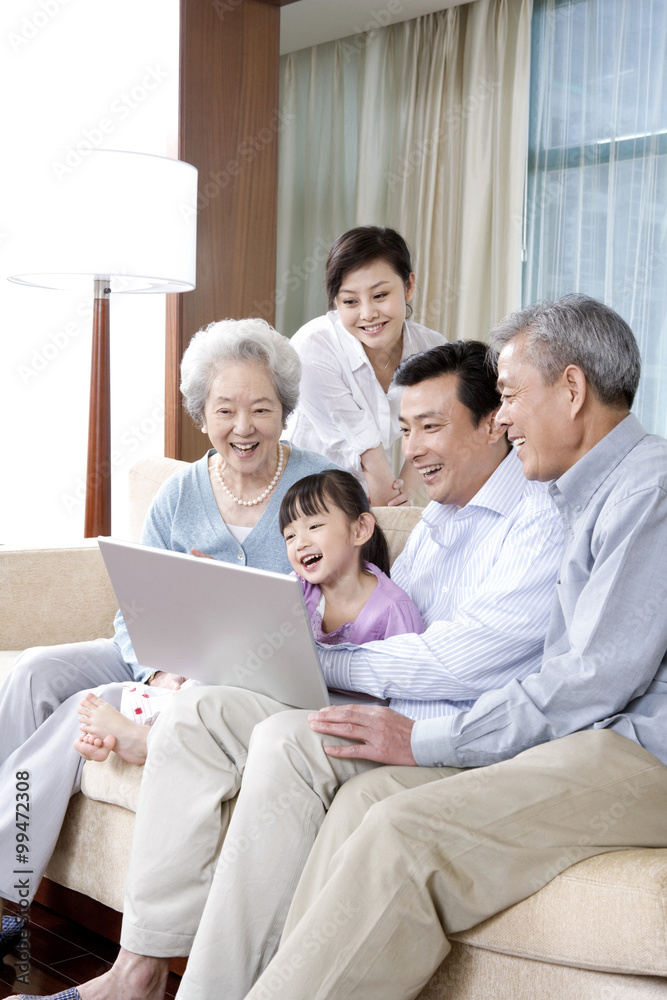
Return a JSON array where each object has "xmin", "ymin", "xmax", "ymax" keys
[{"xmin": 2, "ymin": 456, "xmax": 666, "ymax": 998}]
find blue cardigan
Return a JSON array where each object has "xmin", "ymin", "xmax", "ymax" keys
[{"xmin": 114, "ymin": 443, "xmax": 336, "ymax": 680}]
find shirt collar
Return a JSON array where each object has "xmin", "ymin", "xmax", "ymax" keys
[
  {"xmin": 551, "ymin": 413, "xmax": 647, "ymax": 514},
  {"xmin": 420, "ymin": 448, "xmax": 527, "ymax": 529}
]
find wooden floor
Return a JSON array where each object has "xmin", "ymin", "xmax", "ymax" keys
[{"xmin": 0, "ymin": 902, "xmax": 182, "ymax": 999}]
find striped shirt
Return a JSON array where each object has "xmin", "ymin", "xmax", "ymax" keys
[{"xmin": 319, "ymin": 449, "xmax": 564, "ymax": 720}]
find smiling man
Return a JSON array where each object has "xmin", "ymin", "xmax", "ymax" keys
[{"xmin": 244, "ymin": 294, "xmax": 667, "ymax": 1000}]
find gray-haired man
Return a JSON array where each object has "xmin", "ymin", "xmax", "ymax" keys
[{"xmin": 245, "ymin": 294, "xmax": 667, "ymax": 1000}]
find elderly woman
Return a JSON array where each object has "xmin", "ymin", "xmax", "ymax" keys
[
  {"xmin": 286, "ymin": 226, "xmax": 444, "ymax": 506},
  {"xmin": 0, "ymin": 317, "xmax": 333, "ymax": 914}
]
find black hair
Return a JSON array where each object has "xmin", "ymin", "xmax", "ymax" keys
[
  {"xmin": 393, "ymin": 340, "xmax": 501, "ymax": 426},
  {"xmin": 325, "ymin": 226, "xmax": 413, "ymax": 311},
  {"xmin": 279, "ymin": 470, "xmax": 391, "ymax": 577}
]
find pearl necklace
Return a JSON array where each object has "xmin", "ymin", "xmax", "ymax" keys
[{"xmin": 216, "ymin": 443, "xmax": 284, "ymax": 507}]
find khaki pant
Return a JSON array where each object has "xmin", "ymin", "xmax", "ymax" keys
[
  {"xmin": 119, "ymin": 685, "xmax": 379, "ymax": 1000},
  {"xmin": 245, "ymin": 730, "xmax": 667, "ymax": 1000}
]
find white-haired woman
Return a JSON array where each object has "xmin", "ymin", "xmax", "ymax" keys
[{"xmin": 0, "ymin": 318, "xmax": 334, "ymax": 914}]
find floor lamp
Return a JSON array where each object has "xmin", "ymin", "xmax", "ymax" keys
[{"xmin": 8, "ymin": 150, "xmax": 198, "ymax": 537}]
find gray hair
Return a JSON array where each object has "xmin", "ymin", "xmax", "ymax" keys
[
  {"xmin": 180, "ymin": 317, "xmax": 301, "ymax": 428},
  {"xmin": 488, "ymin": 294, "xmax": 641, "ymax": 408}
]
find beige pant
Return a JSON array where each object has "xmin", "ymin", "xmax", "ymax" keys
[
  {"xmin": 119, "ymin": 685, "xmax": 379, "ymax": 1000},
  {"xmin": 245, "ymin": 730, "xmax": 667, "ymax": 1000}
]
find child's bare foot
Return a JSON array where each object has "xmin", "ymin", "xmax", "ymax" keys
[
  {"xmin": 75, "ymin": 732, "xmax": 118, "ymax": 762},
  {"xmin": 77, "ymin": 693, "xmax": 149, "ymax": 766}
]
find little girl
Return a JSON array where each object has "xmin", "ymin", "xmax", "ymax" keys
[
  {"xmin": 76, "ymin": 470, "xmax": 423, "ymax": 764},
  {"xmin": 279, "ymin": 469, "xmax": 424, "ymax": 645}
]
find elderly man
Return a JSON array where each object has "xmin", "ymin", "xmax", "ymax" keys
[
  {"xmin": 23, "ymin": 340, "xmax": 563, "ymax": 1000},
  {"xmin": 242, "ymin": 294, "xmax": 667, "ymax": 1000}
]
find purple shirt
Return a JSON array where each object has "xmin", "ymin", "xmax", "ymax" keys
[{"xmin": 299, "ymin": 563, "xmax": 425, "ymax": 646}]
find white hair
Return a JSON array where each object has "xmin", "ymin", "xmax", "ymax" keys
[
  {"xmin": 180, "ymin": 317, "xmax": 301, "ymax": 428},
  {"xmin": 488, "ymin": 294, "xmax": 641, "ymax": 408}
]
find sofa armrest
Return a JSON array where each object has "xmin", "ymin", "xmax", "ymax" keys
[{"xmin": 0, "ymin": 546, "xmax": 117, "ymax": 650}]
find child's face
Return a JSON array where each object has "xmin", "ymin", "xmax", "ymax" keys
[{"xmin": 283, "ymin": 505, "xmax": 363, "ymax": 588}]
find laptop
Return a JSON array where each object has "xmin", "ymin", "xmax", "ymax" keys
[{"xmin": 98, "ymin": 537, "xmax": 332, "ymax": 710}]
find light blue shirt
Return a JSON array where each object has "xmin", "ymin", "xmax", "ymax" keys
[
  {"xmin": 412, "ymin": 415, "xmax": 667, "ymax": 767},
  {"xmin": 319, "ymin": 449, "xmax": 564, "ymax": 720}
]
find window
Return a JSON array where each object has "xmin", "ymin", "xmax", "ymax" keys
[{"xmin": 525, "ymin": 0, "xmax": 667, "ymax": 434}]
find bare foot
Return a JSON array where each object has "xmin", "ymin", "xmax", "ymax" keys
[
  {"xmin": 77, "ymin": 693, "xmax": 149, "ymax": 766},
  {"xmin": 75, "ymin": 947, "xmax": 169, "ymax": 1000},
  {"xmin": 75, "ymin": 732, "xmax": 118, "ymax": 762}
]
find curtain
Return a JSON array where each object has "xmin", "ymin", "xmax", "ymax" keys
[
  {"xmin": 525, "ymin": 0, "xmax": 667, "ymax": 436},
  {"xmin": 275, "ymin": 0, "xmax": 533, "ymax": 341}
]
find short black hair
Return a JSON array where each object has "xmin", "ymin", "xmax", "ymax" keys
[
  {"xmin": 325, "ymin": 226, "xmax": 413, "ymax": 309},
  {"xmin": 393, "ymin": 341, "xmax": 501, "ymax": 426},
  {"xmin": 279, "ymin": 469, "xmax": 391, "ymax": 577}
]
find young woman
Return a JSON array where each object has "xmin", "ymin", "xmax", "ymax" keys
[{"xmin": 286, "ymin": 226, "xmax": 444, "ymax": 506}]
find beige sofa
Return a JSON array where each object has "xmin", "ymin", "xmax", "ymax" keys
[{"xmin": 2, "ymin": 457, "xmax": 666, "ymax": 998}]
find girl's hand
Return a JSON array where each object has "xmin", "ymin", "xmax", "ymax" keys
[{"xmin": 191, "ymin": 548, "xmax": 215, "ymax": 559}]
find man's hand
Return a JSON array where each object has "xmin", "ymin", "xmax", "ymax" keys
[
  {"xmin": 149, "ymin": 671, "xmax": 187, "ymax": 690},
  {"xmin": 308, "ymin": 705, "xmax": 416, "ymax": 765}
]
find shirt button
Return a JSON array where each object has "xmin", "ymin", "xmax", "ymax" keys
[
  {"xmin": 237, "ymin": 552, "xmax": 244, "ymax": 561},
  {"xmin": 442, "ymin": 585, "xmax": 449, "ymax": 593},
  {"xmin": 574, "ymin": 504, "xmax": 581, "ymax": 512}
]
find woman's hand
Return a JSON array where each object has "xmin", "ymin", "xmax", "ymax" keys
[
  {"xmin": 386, "ymin": 479, "xmax": 410, "ymax": 506},
  {"xmin": 149, "ymin": 672, "xmax": 187, "ymax": 690},
  {"xmin": 361, "ymin": 446, "xmax": 412, "ymax": 506},
  {"xmin": 191, "ymin": 548, "xmax": 215, "ymax": 559}
]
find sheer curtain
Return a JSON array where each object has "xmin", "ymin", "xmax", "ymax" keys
[
  {"xmin": 276, "ymin": 0, "xmax": 532, "ymax": 341},
  {"xmin": 525, "ymin": 0, "xmax": 667, "ymax": 436}
]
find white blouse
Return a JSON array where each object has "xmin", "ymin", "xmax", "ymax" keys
[{"xmin": 285, "ymin": 311, "xmax": 444, "ymax": 486}]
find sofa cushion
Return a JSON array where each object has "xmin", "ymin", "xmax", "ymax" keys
[
  {"xmin": 451, "ymin": 848, "xmax": 667, "ymax": 977},
  {"xmin": 128, "ymin": 456, "xmax": 188, "ymax": 541},
  {"xmin": 81, "ymin": 750, "xmax": 145, "ymax": 812}
]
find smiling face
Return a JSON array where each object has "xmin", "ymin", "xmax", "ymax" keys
[
  {"xmin": 399, "ymin": 373, "xmax": 506, "ymax": 507},
  {"xmin": 335, "ymin": 259, "xmax": 415, "ymax": 363},
  {"xmin": 495, "ymin": 334, "xmax": 580, "ymax": 481},
  {"xmin": 202, "ymin": 361, "xmax": 284, "ymax": 482},
  {"xmin": 283, "ymin": 503, "xmax": 369, "ymax": 589}
]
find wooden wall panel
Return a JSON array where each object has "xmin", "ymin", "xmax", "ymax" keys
[{"xmin": 166, "ymin": 0, "xmax": 286, "ymax": 462}]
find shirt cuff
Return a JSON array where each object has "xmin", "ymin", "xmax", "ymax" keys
[
  {"xmin": 411, "ymin": 714, "xmax": 460, "ymax": 767},
  {"xmin": 132, "ymin": 664, "xmax": 154, "ymax": 684},
  {"xmin": 318, "ymin": 644, "xmax": 356, "ymax": 691}
]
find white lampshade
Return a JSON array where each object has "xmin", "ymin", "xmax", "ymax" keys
[{"xmin": 8, "ymin": 150, "xmax": 197, "ymax": 293}]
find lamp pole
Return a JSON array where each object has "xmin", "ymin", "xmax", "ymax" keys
[{"xmin": 84, "ymin": 277, "xmax": 111, "ymax": 537}]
